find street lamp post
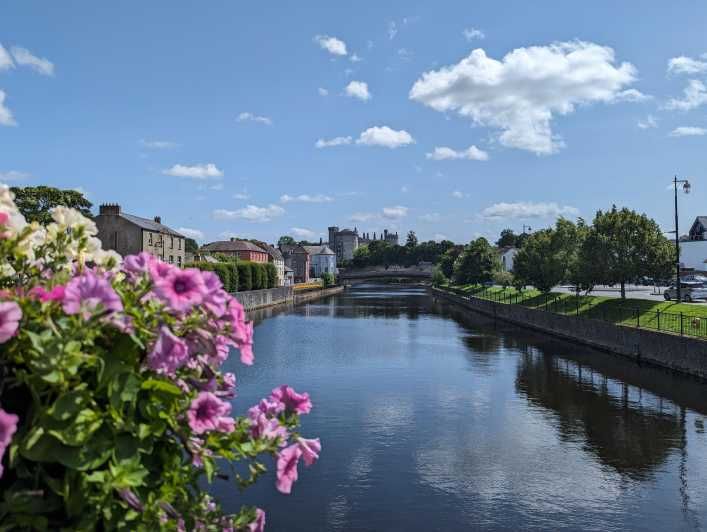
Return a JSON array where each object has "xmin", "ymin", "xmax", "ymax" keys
[
  {"xmin": 673, "ymin": 176, "xmax": 691, "ymax": 302},
  {"xmin": 522, "ymin": 224, "xmax": 532, "ymax": 234}
]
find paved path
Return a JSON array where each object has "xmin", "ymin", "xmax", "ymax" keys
[{"xmin": 554, "ymin": 284, "xmax": 707, "ymax": 304}]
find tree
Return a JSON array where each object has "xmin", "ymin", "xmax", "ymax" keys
[
  {"xmin": 431, "ymin": 266, "xmax": 446, "ymax": 287},
  {"xmin": 496, "ymin": 229, "xmax": 518, "ymax": 248},
  {"xmin": 581, "ymin": 206, "xmax": 673, "ymax": 298},
  {"xmin": 278, "ymin": 235, "xmax": 296, "ymax": 247},
  {"xmin": 493, "ymin": 270, "xmax": 514, "ymax": 288},
  {"xmin": 352, "ymin": 245, "xmax": 370, "ymax": 268},
  {"xmin": 438, "ymin": 246, "xmax": 462, "ymax": 279},
  {"xmin": 453, "ymin": 237, "xmax": 500, "ymax": 285},
  {"xmin": 406, "ymin": 230, "xmax": 418, "ymax": 247},
  {"xmin": 10, "ymin": 186, "xmax": 92, "ymax": 225},
  {"xmin": 185, "ymin": 238, "xmax": 199, "ymax": 253}
]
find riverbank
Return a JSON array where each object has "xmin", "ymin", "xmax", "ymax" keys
[
  {"xmin": 432, "ymin": 286, "xmax": 707, "ymax": 380},
  {"xmin": 232, "ymin": 285, "xmax": 344, "ymax": 311}
]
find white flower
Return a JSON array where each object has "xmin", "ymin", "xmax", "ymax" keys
[
  {"xmin": 91, "ymin": 248, "xmax": 122, "ymax": 271},
  {"xmin": 51, "ymin": 206, "xmax": 97, "ymax": 235}
]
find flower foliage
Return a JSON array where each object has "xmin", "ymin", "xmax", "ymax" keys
[{"xmin": 0, "ymin": 186, "xmax": 319, "ymax": 530}]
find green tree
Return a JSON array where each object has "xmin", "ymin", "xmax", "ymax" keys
[
  {"xmin": 496, "ymin": 228, "xmax": 518, "ymax": 248},
  {"xmin": 453, "ymin": 237, "xmax": 500, "ymax": 285},
  {"xmin": 493, "ymin": 270, "xmax": 514, "ymax": 288},
  {"xmin": 185, "ymin": 238, "xmax": 199, "ymax": 253},
  {"xmin": 431, "ymin": 266, "xmax": 446, "ymax": 287},
  {"xmin": 352, "ymin": 245, "xmax": 370, "ymax": 268},
  {"xmin": 581, "ymin": 206, "xmax": 673, "ymax": 298},
  {"xmin": 278, "ymin": 235, "xmax": 296, "ymax": 247},
  {"xmin": 321, "ymin": 272, "xmax": 335, "ymax": 288},
  {"xmin": 438, "ymin": 246, "xmax": 462, "ymax": 279},
  {"xmin": 10, "ymin": 185, "xmax": 92, "ymax": 225},
  {"xmin": 405, "ymin": 230, "xmax": 418, "ymax": 247}
]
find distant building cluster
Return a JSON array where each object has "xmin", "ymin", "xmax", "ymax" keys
[{"xmin": 327, "ymin": 226, "xmax": 399, "ymax": 262}]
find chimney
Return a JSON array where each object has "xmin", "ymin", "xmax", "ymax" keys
[
  {"xmin": 99, "ymin": 203, "xmax": 121, "ymax": 215},
  {"xmin": 154, "ymin": 216, "xmax": 161, "ymax": 224}
]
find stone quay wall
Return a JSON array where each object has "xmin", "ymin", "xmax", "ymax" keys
[{"xmin": 232, "ymin": 285, "xmax": 345, "ymax": 311}]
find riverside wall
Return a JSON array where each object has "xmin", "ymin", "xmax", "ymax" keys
[
  {"xmin": 432, "ymin": 288, "xmax": 707, "ymax": 380},
  {"xmin": 233, "ymin": 285, "xmax": 345, "ymax": 311}
]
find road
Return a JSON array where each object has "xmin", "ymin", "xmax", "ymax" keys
[{"xmin": 554, "ymin": 284, "xmax": 707, "ymax": 304}]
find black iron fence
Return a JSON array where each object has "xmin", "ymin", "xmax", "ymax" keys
[{"xmin": 444, "ymin": 286, "xmax": 707, "ymax": 339}]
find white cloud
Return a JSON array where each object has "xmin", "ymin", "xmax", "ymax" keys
[
  {"xmin": 345, "ymin": 80, "xmax": 371, "ymax": 101},
  {"xmin": 213, "ymin": 204, "xmax": 285, "ymax": 223},
  {"xmin": 463, "ymin": 28, "xmax": 485, "ymax": 41},
  {"xmin": 350, "ymin": 53, "xmax": 363, "ymax": 63},
  {"xmin": 356, "ymin": 126, "xmax": 414, "ymax": 148},
  {"xmin": 315, "ymin": 136, "xmax": 352, "ymax": 148},
  {"xmin": 410, "ymin": 41, "xmax": 642, "ymax": 155},
  {"xmin": 452, "ymin": 190, "xmax": 464, "ymax": 199},
  {"xmin": 0, "ymin": 90, "xmax": 16, "ymax": 126},
  {"xmin": 140, "ymin": 139, "xmax": 178, "ymax": 149},
  {"xmin": 314, "ymin": 35, "xmax": 347, "ymax": 56},
  {"xmin": 318, "ymin": 87, "xmax": 329, "ymax": 96},
  {"xmin": 397, "ymin": 48, "xmax": 413, "ymax": 62},
  {"xmin": 382, "ymin": 205, "xmax": 408, "ymax": 220},
  {"xmin": 665, "ymin": 80, "xmax": 707, "ymax": 111},
  {"xmin": 433, "ymin": 233, "xmax": 449, "ymax": 242},
  {"xmin": 0, "ymin": 170, "xmax": 30, "ymax": 181},
  {"xmin": 637, "ymin": 115, "xmax": 658, "ymax": 129},
  {"xmin": 177, "ymin": 227, "xmax": 205, "ymax": 241},
  {"xmin": 481, "ymin": 201, "xmax": 579, "ymax": 219},
  {"xmin": 237, "ymin": 112, "xmax": 272, "ymax": 125},
  {"xmin": 0, "ymin": 44, "xmax": 14, "ymax": 71},
  {"xmin": 350, "ymin": 212, "xmax": 378, "ymax": 222},
  {"xmin": 669, "ymin": 126, "xmax": 707, "ymax": 137},
  {"xmin": 426, "ymin": 145, "xmax": 488, "ymax": 161},
  {"xmin": 280, "ymin": 193, "xmax": 333, "ymax": 204},
  {"xmin": 163, "ymin": 163, "xmax": 223, "ymax": 179},
  {"xmin": 420, "ymin": 213, "xmax": 441, "ymax": 222},
  {"xmin": 291, "ymin": 227, "xmax": 316, "ymax": 239},
  {"xmin": 233, "ymin": 192, "xmax": 249, "ymax": 200},
  {"xmin": 10, "ymin": 46, "xmax": 53, "ymax": 76},
  {"xmin": 668, "ymin": 55, "xmax": 707, "ymax": 75},
  {"xmin": 388, "ymin": 21, "xmax": 398, "ymax": 40}
]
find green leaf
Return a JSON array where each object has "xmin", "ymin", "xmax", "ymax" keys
[
  {"xmin": 140, "ymin": 379, "xmax": 182, "ymax": 396},
  {"xmin": 47, "ymin": 390, "xmax": 89, "ymax": 421},
  {"xmin": 110, "ymin": 457, "xmax": 149, "ymax": 488},
  {"xmin": 48, "ymin": 409, "xmax": 102, "ymax": 446}
]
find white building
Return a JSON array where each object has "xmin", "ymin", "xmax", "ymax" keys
[
  {"xmin": 498, "ymin": 246, "xmax": 518, "ymax": 272},
  {"xmin": 680, "ymin": 217, "xmax": 707, "ymax": 273}
]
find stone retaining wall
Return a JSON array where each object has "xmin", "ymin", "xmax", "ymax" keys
[
  {"xmin": 432, "ymin": 288, "xmax": 707, "ymax": 380},
  {"xmin": 232, "ymin": 285, "xmax": 345, "ymax": 311}
]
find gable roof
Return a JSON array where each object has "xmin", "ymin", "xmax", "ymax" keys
[
  {"xmin": 691, "ymin": 217, "xmax": 707, "ymax": 232},
  {"xmin": 303, "ymin": 245, "xmax": 335, "ymax": 256},
  {"xmin": 200, "ymin": 240, "xmax": 267, "ymax": 253},
  {"xmin": 264, "ymin": 245, "xmax": 283, "ymax": 261},
  {"xmin": 118, "ymin": 213, "xmax": 185, "ymax": 237}
]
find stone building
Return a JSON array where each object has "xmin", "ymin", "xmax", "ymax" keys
[
  {"xmin": 199, "ymin": 239, "xmax": 269, "ymax": 263},
  {"xmin": 328, "ymin": 226, "xmax": 400, "ymax": 262},
  {"xmin": 280, "ymin": 244, "xmax": 310, "ymax": 283},
  {"xmin": 264, "ymin": 245, "xmax": 285, "ymax": 286},
  {"xmin": 358, "ymin": 229, "xmax": 399, "ymax": 246},
  {"xmin": 95, "ymin": 204, "xmax": 186, "ymax": 266},
  {"xmin": 303, "ymin": 245, "xmax": 337, "ymax": 277},
  {"xmin": 497, "ymin": 246, "xmax": 518, "ymax": 272}
]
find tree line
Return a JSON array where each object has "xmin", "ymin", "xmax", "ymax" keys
[{"xmin": 351, "ymin": 231, "xmax": 455, "ymax": 268}]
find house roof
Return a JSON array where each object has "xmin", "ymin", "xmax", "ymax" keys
[
  {"xmin": 200, "ymin": 240, "xmax": 267, "ymax": 253},
  {"xmin": 118, "ymin": 213, "xmax": 185, "ymax": 237},
  {"xmin": 692, "ymin": 217, "xmax": 707, "ymax": 230},
  {"xmin": 303, "ymin": 245, "xmax": 336, "ymax": 256},
  {"xmin": 280, "ymin": 244, "xmax": 308, "ymax": 254},
  {"xmin": 264, "ymin": 245, "xmax": 283, "ymax": 261}
]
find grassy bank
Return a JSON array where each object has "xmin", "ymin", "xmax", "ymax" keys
[{"xmin": 440, "ymin": 283, "xmax": 707, "ymax": 338}]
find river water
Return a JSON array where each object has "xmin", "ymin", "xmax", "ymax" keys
[{"xmin": 214, "ymin": 284, "xmax": 707, "ymax": 531}]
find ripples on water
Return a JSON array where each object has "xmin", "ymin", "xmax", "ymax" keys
[{"xmin": 211, "ymin": 284, "xmax": 707, "ymax": 531}]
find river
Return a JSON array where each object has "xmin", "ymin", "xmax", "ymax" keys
[{"xmin": 213, "ymin": 284, "xmax": 707, "ymax": 531}]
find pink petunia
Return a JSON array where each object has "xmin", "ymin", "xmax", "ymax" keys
[
  {"xmin": 0, "ymin": 212, "xmax": 9, "ymax": 239},
  {"xmin": 147, "ymin": 326, "xmax": 189, "ymax": 375},
  {"xmin": 123, "ymin": 252, "xmax": 156, "ymax": 275},
  {"xmin": 62, "ymin": 270, "xmax": 123, "ymax": 319},
  {"xmin": 153, "ymin": 268, "xmax": 207, "ymax": 313},
  {"xmin": 275, "ymin": 444, "xmax": 302, "ymax": 494},
  {"xmin": 0, "ymin": 408, "xmax": 19, "ymax": 479},
  {"xmin": 248, "ymin": 412, "xmax": 288, "ymax": 442},
  {"xmin": 29, "ymin": 285, "xmax": 66, "ymax": 303},
  {"xmin": 248, "ymin": 509, "xmax": 266, "ymax": 532},
  {"xmin": 201, "ymin": 271, "xmax": 228, "ymax": 317},
  {"xmin": 270, "ymin": 385, "xmax": 312, "ymax": 415},
  {"xmin": 187, "ymin": 392, "xmax": 235, "ymax": 435},
  {"xmin": 0, "ymin": 301, "xmax": 22, "ymax": 343},
  {"xmin": 297, "ymin": 437, "xmax": 321, "ymax": 467}
]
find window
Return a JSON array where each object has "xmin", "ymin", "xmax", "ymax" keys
[
  {"xmin": 178, "ymin": 238, "xmax": 182, "ymax": 250},
  {"xmin": 169, "ymin": 255, "xmax": 174, "ymax": 264},
  {"xmin": 170, "ymin": 236, "xmax": 174, "ymax": 249},
  {"xmin": 177, "ymin": 256, "xmax": 182, "ymax": 267},
  {"xmin": 148, "ymin": 232, "xmax": 153, "ymax": 245}
]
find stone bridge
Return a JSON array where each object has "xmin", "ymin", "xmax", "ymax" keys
[{"xmin": 338, "ymin": 266, "xmax": 433, "ymax": 283}]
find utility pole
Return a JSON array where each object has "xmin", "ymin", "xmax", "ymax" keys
[{"xmin": 672, "ymin": 176, "xmax": 691, "ymax": 302}]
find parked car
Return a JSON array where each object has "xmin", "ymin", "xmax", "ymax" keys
[{"xmin": 663, "ymin": 281, "xmax": 707, "ymax": 302}]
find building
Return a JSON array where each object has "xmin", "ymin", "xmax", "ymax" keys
[
  {"xmin": 264, "ymin": 245, "xmax": 285, "ymax": 286},
  {"xmin": 688, "ymin": 217, "xmax": 707, "ymax": 240},
  {"xmin": 280, "ymin": 244, "xmax": 310, "ymax": 283},
  {"xmin": 327, "ymin": 226, "xmax": 400, "ymax": 262},
  {"xmin": 95, "ymin": 204, "xmax": 186, "ymax": 266},
  {"xmin": 283, "ymin": 266, "xmax": 295, "ymax": 286},
  {"xmin": 497, "ymin": 246, "xmax": 518, "ymax": 272},
  {"xmin": 199, "ymin": 239, "xmax": 269, "ymax": 263},
  {"xmin": 303, "ymin": 245, "xmax": 337, "ymax": 277}
]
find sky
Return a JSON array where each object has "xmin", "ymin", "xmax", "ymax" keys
[{"xmin": 2, "ymin": 1, "xmax": 707, "ymax": 245}]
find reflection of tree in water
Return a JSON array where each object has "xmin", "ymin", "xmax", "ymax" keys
[{"xmin": 516, "ymin": 352, "xmax": 682, "ymax": 480}]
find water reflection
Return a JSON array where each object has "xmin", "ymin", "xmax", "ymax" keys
[{"xmin": 219, "ymin": 284, "xmax": 707, "ymax": 531}]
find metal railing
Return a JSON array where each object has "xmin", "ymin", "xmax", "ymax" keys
[{"xmin": 444, "ymin": 286, "xmax": 707, "ymax": 339}]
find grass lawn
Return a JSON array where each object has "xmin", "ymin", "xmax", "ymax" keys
[{"xmin": 440, "ymin": 283, "xmax": 707, "ymax": 338}]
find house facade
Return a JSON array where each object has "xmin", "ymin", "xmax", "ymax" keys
[
  {"xmin": 688, "ymin": 217, "xmax": 707, "ymax": 240},
  {"xmin": 199, "ymin": 239, "xmax": 269, "ymax": 263},
  {"xmin": 680, "ymin": 217, "xmax": 707, "ymax": 273},
  {"xmin": 303, "ymin": 245, "xmax": 337, "ymax": 277},
  {"xmin": 95, "ymin": 204, "xmax": 186, "ymax": 267},
  {"xmin": 264, "ymin": 245, "xmax": 285, "ymax": 286},
  {"xmin": 498, "ymin": 246, "xmax": 518, "ymax": 272},
  {"xmin": 280, "ymin": 244, "xmax": 310, "ymax": 283}
]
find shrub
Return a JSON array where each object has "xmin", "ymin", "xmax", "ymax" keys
[
  {"xmin": 237, "ymin": 262, "xmax": 252, "ymax": 292},
  {"xmin": 250, "ymin": 262, "xmax": 264, "ymax": 290},
  {"xmin": 321, "ymin": 272, "xmax": 335, "ymax": 288},
  {"xmin": 227, "ymin": 261, "xmax": 239, "ymax": 292},
  {"xmin": 432, "ymin": 266, "xmax": 447, "ymax": 287},
  {"xmin": 266, "ymin": 262, "xmax": 277, "ymax": 288},
  {"xmin": 493, "ymin": 270, "xmax": 514, "ymax": 288},
  {"xmin": 189, "ymin": 261, "xmax": 233, "ymax": 292},
  {"xmin": 0, "ymin": 187, "xmax": 320, "ymax": 530}
]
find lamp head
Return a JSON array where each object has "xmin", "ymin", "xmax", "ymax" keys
[{"xmin": 683, "ymin": 181, "xmax": 691, "ymax": 194}]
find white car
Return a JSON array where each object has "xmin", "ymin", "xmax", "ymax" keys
[{"xmin": 664, "ymin": 281, "xmax": 707, "ymax": 302}]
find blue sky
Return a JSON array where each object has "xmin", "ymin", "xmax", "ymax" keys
[{"xmin": 2, "ymin": 1, "xmax": 707, "ymax": 245}]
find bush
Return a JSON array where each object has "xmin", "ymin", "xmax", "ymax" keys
[
  {"xmin": 0, "ymin": 187, "xmax": 320, "ymax": 530},
  {"xmin": 321, "ymin": 272, "xmax": 335, "ymax": 288},
  {"xmin": 188, "ymin": 261, "xmax": 233, "ymax": 292},
  {"xmin": 250, "ymin": 262, "xmax": 264, "ymax": 290},
  {"xmin": 493, "ymin": 270, "xmax": 514, "ymax": 288},
  {"xmin": 237, "ymin": 262, "xmax": 252, "ymax": 292},
  {"xmin": 226, "ymin": 261, "xmax": 239, "ymax": 292},
  {"xmin": 432, "ymin": 266, "xmax": 447, "ymax": 287},
  {"xmin": 266, "ymin": 262, "xmax": 277, "ymax": 288}
]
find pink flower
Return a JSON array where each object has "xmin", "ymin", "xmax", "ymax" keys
[
  {"xmin": 148, "ymin": 326, "xmax": 189, "ymax": 375},
  {"xmin": 276, "ymin": 444, "xmax": 302, "ymax": 494},
  {"xmin": 202, "ymin": 271, "xmax": 228, "ymax": 317},
  {"xmin": 149, "ymin": 260, "xmax": 174, "ymax": 282},
  {"xmin": 222, "ymin": 300, "xmax": 254, "ymax": 365},
  {"xmin": 0, "ymin": 408, "xmax": 19, "ymax": 479},
  {"xmin": 0, "ymin": 301, "xmax": 21, "ymax": 343},
  {"xmin": 270, "ymin": 385, "xmax": 312, "ymax": 415},
  {"xmin": 248, "ymin": 412, "xmax": 288, "ymax": 442},
  {"xmin": 248, "ymin": 509, "xmax": 266, "ymax": 532},
  {"xmin": 62, "ymin": 270, "xmax": 123, "ymax": 319},
  {"xmin": 297, "ymin": 437, "xmax": 321, "ymax": 467},
  {"xmin": 0, "ymin": 212, "xmax": 9, "ymax": 239},
  {"xmin": 187, "ymin": 392, "xmax": 235, "ymax": 435},
  {"xmin": 248, "ymin": 398, "xmax": 284, "ymax": 419},
  {"xmin": 29, "ymin": 285, "xmax": 65, "ymax": 303},
  {"xmin": 153, "ymin": 268, "xmax": 207, "ymax": 312},
  {"xmin": 124, "ymin": 252, "xmax": 155, "ymax": 275}
]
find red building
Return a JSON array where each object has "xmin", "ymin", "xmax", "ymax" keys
[{"xmin": 199, "ymin": 239, "xmax": 269, "ymax": 263}]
